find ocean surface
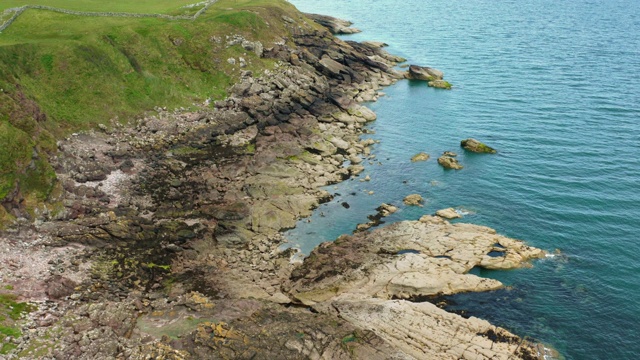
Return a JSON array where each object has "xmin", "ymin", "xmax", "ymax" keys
[{"xmin": 285, "ymin": 0, "xmax": 640, "ymax": 359}]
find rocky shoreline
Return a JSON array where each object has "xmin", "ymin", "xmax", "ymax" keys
[{"xmin": 1, "ymin": 11, "xmax": 551, "ymax": 360}]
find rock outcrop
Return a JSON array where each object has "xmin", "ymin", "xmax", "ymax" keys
[
  {"xmin": 461, "ymin": 138, "xmax": 497, "ymax": 153},
  {"xmin": 305, "ymin": 13, "xmax": 362, "ymax": 34},
  {"xmin": 287, "ymin": 217, "xmax": 546, "ymax": 359}
]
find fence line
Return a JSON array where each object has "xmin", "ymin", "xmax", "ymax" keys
[{"xmin": 0, "ymin": 0, "xmax": 217, "ymax": 33}]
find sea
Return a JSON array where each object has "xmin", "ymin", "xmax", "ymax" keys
[{"xmin": 284, "ymin": 0, "xmax": 640, "ymax": 359}]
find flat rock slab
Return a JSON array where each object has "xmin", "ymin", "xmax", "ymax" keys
[
  {"xmin": 332, "ymin": 298, "xmax": 539, "ymax": 360},
  {"xmin": 289, "ymin": 216, "xmax": 545, "ymax": 303}
]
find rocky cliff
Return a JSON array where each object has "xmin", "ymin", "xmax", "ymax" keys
[{"xmin": 0, "ymin": 4, "xmax": 549, "ymax": 359}]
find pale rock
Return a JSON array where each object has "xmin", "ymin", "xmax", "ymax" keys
[{"xmin": 436, "ymin": 208, "xmax": 462, "ymax": 219}]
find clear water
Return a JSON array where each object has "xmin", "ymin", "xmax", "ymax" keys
[{"xmin": 286, "ymin": 0, "xmax": 640, "ymax": 359}]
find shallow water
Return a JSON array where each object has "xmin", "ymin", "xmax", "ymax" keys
[{"xmin": 286, "ymin": 1, "xmax": 640, "ymax": 359}]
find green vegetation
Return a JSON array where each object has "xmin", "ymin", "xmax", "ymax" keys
[
  {"xmin": 0, "ymin": 293, "xmax": 35, "ymax": 355},
  {"xmin": 0, "ymin": 0, "xmax": 302, "ymax": 225}
]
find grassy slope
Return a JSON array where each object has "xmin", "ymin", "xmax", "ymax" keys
[{"xmin": 0, "ymin": 0, "xmax": 301, "ymax": 224}]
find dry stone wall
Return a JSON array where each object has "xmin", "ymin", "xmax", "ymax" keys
[{"xmin": 0, "ymin": 0, "xmax": 216, "ymax": 33}]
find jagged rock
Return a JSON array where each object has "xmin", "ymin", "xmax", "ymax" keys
[
  {"xmin": 411, "ymin": 152, "xmax": 430, "ymax": 162},
  {"xmin": 305, "ymin": 13, "xmax": 362, "ymax": 34},
  {"xmin": 436, "ymin": 207, "xmax": 462, "ymax": 219},
  {"xmin": 403, "ymin": 194, "xmax": 423, "ymax": 206},
  {"xmin": 438, "ymin": 154, "xmax": 463, "ymax": 169},
  {"xmin": 461, "ymin": 138, "xmax": 497, "ymax": 153}
]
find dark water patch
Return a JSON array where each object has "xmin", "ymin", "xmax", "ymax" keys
[{"xmin": 487, "ymin": 250, "xmax": 506, "ymax": 258}]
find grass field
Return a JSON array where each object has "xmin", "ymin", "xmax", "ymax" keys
[
  {"xmin": 0, "ymin": 0, "xmax": 206, "ymax": 14},
  {"xmin": 0, "ymin": 0, "xmax": 305, "ymax": 224}
]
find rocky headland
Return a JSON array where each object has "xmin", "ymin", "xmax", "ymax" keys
[{"xmin": 0, "ymin": 8, "xmax": 550, "ymax": 360}]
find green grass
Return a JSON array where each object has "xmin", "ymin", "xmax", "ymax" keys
[
  {"xmin": 0, "ymin": 294, "xmax": 35, "ymax": 321},
  {"xmin": 0, "ymin": 0, "xmax": 204, "ymax": 14},
  {"xmin": 0, "ymin": 294, "xmax": 36, "ymax": 355},
  {"xmin": 0, "ymin": 0, "xmax": 302, "ymax": 225}
]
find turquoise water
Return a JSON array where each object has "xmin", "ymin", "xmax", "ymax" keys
[{"xmin": 286, "ymin": 0, "xmax": 640, "ymax": 359}]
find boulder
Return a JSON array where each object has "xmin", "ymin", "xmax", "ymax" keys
[
  {"xmin": 347, "ymin": 105, "xmax": 377, "ymax": 122},
  {"xmin": 438, "ymin": 155, "xmax": 463, "ymax": 170},
  {"xmin": 319, "ymin": 55, "xmax": 347, "ymax": 77},
  {"xmin": 377, "ymin": 203, "xmax": 398, "ymax": 217},
  {"xmin": 329, "ymin": 136, "xmax": 350, "ymax": 151},
  {"xmin": 349, "ymin": 155, "xmax": 363, "ymax": 164},
  {"xmin": 410, "ymin": 152, "xmax": 430, "ymax": 162},
  {"xmin": 407, "ymin": 65, "xmax": 444, "ymax": 81},
  {"xmin": 403, "ymin": 194, "xmax": 423, "ymax": 206},
  {"xmin": 436, "ymin": 208, "xmax": 462, "ymax": 219},
  {"xmin": 461, "ymin": 138, "xmax": 497, "ymax": 153},
  {"xmin": 45, "ymin": 275, "xmax": 77, "ymax": 299}
]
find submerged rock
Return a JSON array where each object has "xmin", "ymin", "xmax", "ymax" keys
[
  {"xmin": 403, "ymin": 194, "xmax": 424, "ymax": 206},
  {"xmin": 427, "ymin": 79, "xmax": 452, "ymax": 89},
  {"xmin": 461, "ymin": 138, "xmax": 497, "ymax": 153},
  {"xmin": 411, "ymin": 152, "xmax": 430, "ymax": 162}
]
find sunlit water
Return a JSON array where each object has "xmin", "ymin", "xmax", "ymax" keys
[{"xmin": 285, "ymin": 1, "xmax": 640, "ymax": 359}]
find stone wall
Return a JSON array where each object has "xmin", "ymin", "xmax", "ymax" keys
[{"xmin": 0, "ymin": 0, "xmax": 216, "ymax": 33}]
